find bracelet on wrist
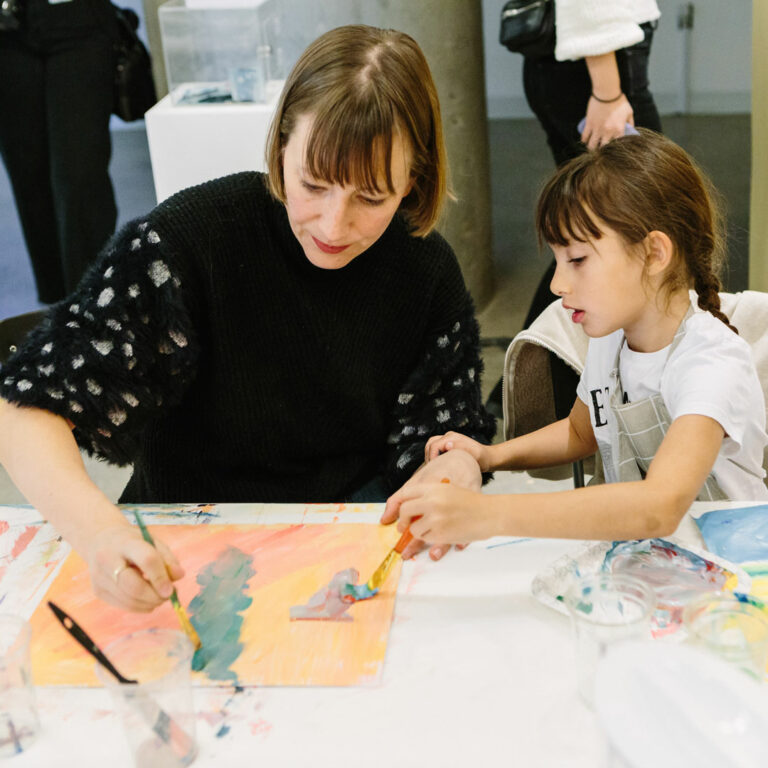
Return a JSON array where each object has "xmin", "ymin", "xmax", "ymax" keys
[{"xmin": 591, "ymin": 91, "xmax": 624, "ymax": 104}]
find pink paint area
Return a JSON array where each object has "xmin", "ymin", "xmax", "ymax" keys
[
  {"xmin": 11, "ymin": 527, "xmax": 38, "ymax": 559},
  {"xmin": 249, "ymin": 719, "xmax": 272, "ymax": 736},
  {"xmin": 0, "ymin": 520, "xmax": 8, "ymax": 535},
  {"xmin": 290, "ymin": 568, "xmax": 363, "ymax": 621}
]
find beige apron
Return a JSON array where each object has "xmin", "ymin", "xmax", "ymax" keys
[{"xmin": 607, "ymin": 308, "xmax": 729, "ymax": 501}]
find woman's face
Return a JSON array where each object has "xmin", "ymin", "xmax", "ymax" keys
[{"xmin": 282, "ymin": 114, "xmax": 414, "ymax": 269}]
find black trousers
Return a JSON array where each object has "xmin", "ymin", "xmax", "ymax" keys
[
  {"xmin": 0, "ymin": 0, "xmax": 118, "ymax": 304},
  {"xmin": 512, "ymin": 22, "xmax": 663, "ymax": 420}
]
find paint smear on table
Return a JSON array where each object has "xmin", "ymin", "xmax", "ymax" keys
[
  {"xmin": 695, "ymin": 505, "xmax": 768, "ymax": 563},
  {"xmin": 28, "ymin": 523, "xmax": 400, "ymax": 687}
]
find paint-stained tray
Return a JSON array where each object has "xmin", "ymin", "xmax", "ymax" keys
[{"xmin": 531, "ymin": 538, "xmax": 751, "ymax": 637}]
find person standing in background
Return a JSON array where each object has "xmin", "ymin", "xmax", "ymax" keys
[
  {"xmin": 523, "ymin": 0, "xmax": 662, "ymax": 165},
  {"xmin": 0, "ymin": 0, "xmax": 119, "ymax": 305}
]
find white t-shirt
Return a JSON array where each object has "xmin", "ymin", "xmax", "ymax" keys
[{"xmin": 576, "ymin": 310, "xmax": 768, "ymax": 500}]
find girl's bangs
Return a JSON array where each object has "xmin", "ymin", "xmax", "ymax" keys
[{"xmin": 538, "ymin": 170, "xmax": 604, "ymax": 247}]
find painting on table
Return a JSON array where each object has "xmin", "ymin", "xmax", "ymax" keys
[
  {"xmin": 28, "ymin": 523, "xmax": 401, "ymax": 687},
  {"xmin": 695, "ymin": 504, "xmax": 768, "ymax": 610}
]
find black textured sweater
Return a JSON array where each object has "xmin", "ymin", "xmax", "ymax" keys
[{"xmin": 1, "ymin": 173, "xmax": 495, "ymax": 503}]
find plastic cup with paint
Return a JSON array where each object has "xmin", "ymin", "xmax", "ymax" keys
[
  {"xmin": 683, "ymin": 593, "xmax": 768, "ymax": 681},
  {"xmin": 95, "ymin": 629, "xmax": 198, "ymax": 768},
  {"xmin": 564, "ymin": 574, "xmax": 655, "ymax": 707},
  {"xmin": 0, "ymin": 615, "xmax": 39, "ymax": 759}
]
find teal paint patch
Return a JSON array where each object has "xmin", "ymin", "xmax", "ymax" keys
[{"xmin": 189, "ymin": 547, "xmax": 254, "ymax": 682}]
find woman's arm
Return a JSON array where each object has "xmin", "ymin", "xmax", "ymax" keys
[
  {"xmin": 0, "ymin": 399, "xmax": 182, "ymax": 611},
  {"xmin": 581, "ymin": 52, "xmax": 634, "ymax": 149},
  {"xmin": 397, "ymin": 413, "xmax": 724, "ymax": 544}
]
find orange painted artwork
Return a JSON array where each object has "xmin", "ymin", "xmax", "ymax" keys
[{"xmin": 28, "ymin": 523, "xmax": 402, "ymax": 687}]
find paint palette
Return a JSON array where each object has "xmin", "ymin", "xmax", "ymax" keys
[{"xmin": 531, "ymin": 538, "xmax": 751, "ymax": 637}]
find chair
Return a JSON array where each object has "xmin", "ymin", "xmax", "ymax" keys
[
  {"xmin": 502, "ymin": 297, "xmax": 592, "ymax": 486},
  {"xmin": 502, "ymin": 290, "xmax": 768, "ymax": 489},
  {"xmin": 0, "ymin": 310, "xmax": 47, "ymax": 365}
]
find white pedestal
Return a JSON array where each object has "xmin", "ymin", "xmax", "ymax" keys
[{"xmin": 144, "ymin": 89, "xmax": 281, "ymax": 204}]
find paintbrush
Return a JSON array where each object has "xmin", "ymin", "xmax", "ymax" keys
[
  {"xmin": 132, "ymin": 509, "xmax": 202, "ymax": 651},
  {"xmin": 345, "ymin": 478, "xmax": 450, "ymax": 601},
  {"xmin": 47, "ymin": 601, "xmax": 197, "ymax": 762}
]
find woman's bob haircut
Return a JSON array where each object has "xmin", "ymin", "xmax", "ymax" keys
[{"xmin": 266, "ymin": 25, "xmax": 449, "ymax": 237}]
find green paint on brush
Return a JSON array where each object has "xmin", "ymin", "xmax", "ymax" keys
[{"xmin": 189, "ymin": 547, "xmax": 254, "ymax": 682}]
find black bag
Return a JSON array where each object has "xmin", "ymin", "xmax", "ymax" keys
[
  {"xmin": 112, "ymin": 5, "xmax": 157, "ymax": 122},
  {"xmin": 499, "ymin": 0, "xmax": 556, "ymax": 58},
  {"xmin": 0, "ymin": 0, "xmax": 23, "ymax": 31}
]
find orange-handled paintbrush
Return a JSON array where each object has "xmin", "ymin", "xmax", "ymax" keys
[{"xmin": 346, "ymin": 477, "xmax": 450, "ymax": 600}]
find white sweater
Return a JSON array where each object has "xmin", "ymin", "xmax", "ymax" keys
[{"xmin": 555, "ymin": 0, "xmax": 661, "ymax": 61}]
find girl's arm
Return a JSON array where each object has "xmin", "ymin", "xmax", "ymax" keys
[
  {"xmin": 399, "ymin": 414, "xmax": 724, "ymax": 544},
  {"xmin": 0, "ymin": 398, "xmax": 182, "ymax": 611},
  {"xmin": 426, "ymin": 398, "xmax": 597, "ymax": 472}
]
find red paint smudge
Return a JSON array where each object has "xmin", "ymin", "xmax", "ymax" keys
[
  {"xmin": 11, "ymin": 526, "xmax": 38, "ymax": 559},
  {"xmin": 249, "ymin": 719, "xmax": 272, "ymax": 736},
  {"xmin": 0, "ymin": 520, "xmax": 8, "ymax": 535}
]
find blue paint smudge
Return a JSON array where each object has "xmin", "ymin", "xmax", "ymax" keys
[
  {"xmin": 695, "ymin": 505, "xmax": 768, "ymax": 562},
  {"xmin": 215, "ymin": 725, "xmax": 230, "ymax": 739},
  {"xmin": 486, "ymin": 538, "xmax": 533, "ymax": 549},
  {"xmin": 189, "ymin": 547, "xmax": 254, "ymax": 682}
]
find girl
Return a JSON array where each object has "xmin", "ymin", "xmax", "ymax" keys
[
  {"xmin": 386, "ymin": 130, "xmax": 768, "ymax": 546},
  {"xmin": 0, "ymin": 26, "xmax": 493, "ymax": 612}
]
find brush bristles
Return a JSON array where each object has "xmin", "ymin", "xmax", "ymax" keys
[
  {"xmin": 172, "ymin": 599, "xmax": 202, "ymax": 650},
  {"xmin": 366, "ymin": 550, "xmax": 398, "ymax": 592}
]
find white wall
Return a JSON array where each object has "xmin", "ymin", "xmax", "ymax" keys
[{"xmin": 483, "ymin": 0, "xmax": 752, "ymax": 118}]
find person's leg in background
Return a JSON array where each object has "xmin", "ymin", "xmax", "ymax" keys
[
  {"xmin": 46, "ymin": 20, "xmax": 117, "ymax": 293},
  {"xmin": 0, "ymin": 32, "xmax": 67, "ymax": 304}
]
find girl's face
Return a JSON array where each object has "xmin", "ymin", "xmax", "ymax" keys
[
  {"xmin": 282, "ymin": 114, "xmax": 414, "ymax": 269},
  {"xmin": 549, "ymin": 226, "xmax": 651, "ymax": 341}
]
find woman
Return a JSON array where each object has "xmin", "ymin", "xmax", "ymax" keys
[{"xmin": 0, "ymin": 25, "xmax": 495, "ymax": 612}]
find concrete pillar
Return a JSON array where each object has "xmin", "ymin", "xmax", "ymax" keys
[
  {"xmin": 354, "ymin": 0, "xmax": 496, "ymax": 309},
  {"xmin": 750, "ymin": 1, "xmax": 768, "ymax": 291},
  {"xmin": 141, "ymin": 0, "xmax": 495, "ymax": 306}
]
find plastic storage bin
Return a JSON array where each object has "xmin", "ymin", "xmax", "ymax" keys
[{"xmin": 159, "ymin": 0, "xmax": 276, "ymax": 105}]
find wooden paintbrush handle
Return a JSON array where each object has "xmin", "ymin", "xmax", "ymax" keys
[{"xmin": 394, "ymin": 477, "xmax": 449, "ymax": 553}]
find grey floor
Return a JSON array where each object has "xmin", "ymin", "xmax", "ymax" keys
[{"xmin": 0, "ymin": 114, "xmax": 751, "ymax": 504}]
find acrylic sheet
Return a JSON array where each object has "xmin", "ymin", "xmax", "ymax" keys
[
  {"xmin": 531, "ymin": 538, "xmax": 750, "ymax": 637},
  {"xmin": 28, "ymin": 522, "xmax": 401, "ymax": 688}
]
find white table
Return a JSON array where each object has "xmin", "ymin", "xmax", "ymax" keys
[
  {"xmin": 0, "ymin": 501, "xmax": 733, "ymax": 767},
  {"xmin": 144, "ymin": 86, "xmax": 282, "ymax": 204}
]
